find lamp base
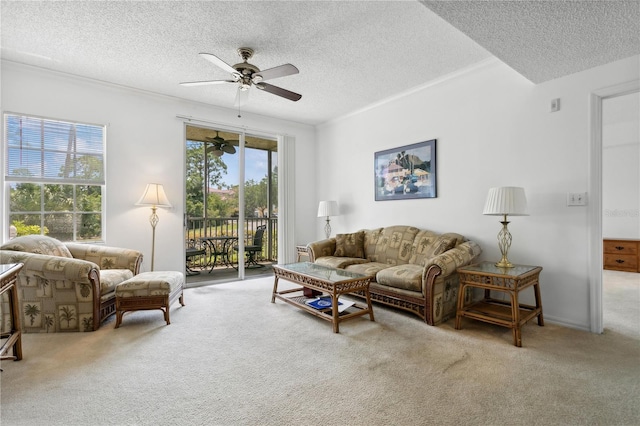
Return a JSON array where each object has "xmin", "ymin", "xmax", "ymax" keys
[
  {"xmin": 324, "ymin": 217, "xmax": 332, "ymax": 239},
  {"xmin": 495, "ymin": 257, "xmax": 515, "ymax": 268},
  {"xmin": 495, "ymin": 216, "xmax": 514, "ymax": 268}
]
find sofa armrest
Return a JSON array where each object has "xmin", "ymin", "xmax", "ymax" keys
[
  {"xmin": 65, "ymin": 243, "xmax": 143, "ymax": 275},
  {"xmin": 424, "ymin": 240, "xmax": 482, "ymax": 277},
  {"xmin": 0, "ymin": 250, "xmax": 103, "ymax": 332},
  {"xmin": 0, "ymin": 250, "xmax": 99, "ymax": 284},
  {"xmin": 307, "ymin": 238, "xmax": 336, "ymax": 262}
]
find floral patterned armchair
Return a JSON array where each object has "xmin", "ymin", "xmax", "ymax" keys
[{"xmin": 0, "ymin": 235, "xmax": 142, "ymax": 333}]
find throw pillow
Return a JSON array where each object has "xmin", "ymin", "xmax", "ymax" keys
[
  {"xmin": 334, "ymin": 231, "xmax": 365, "ymax": 258},
  {"xmin": 430, "ymin": 234, "xmax": 458, "ymax": 257},
  {"xmin": 0, "ymin": 235, "xmax": 73, "ymax": 258},
  {"xmin": 410, "ymin": 232, "xmax": 459, "ymax": 266}
]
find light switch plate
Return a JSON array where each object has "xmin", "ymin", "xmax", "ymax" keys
[{"xmin": 567, "ymin": 192, "xmax": 587, "ymax": 206}]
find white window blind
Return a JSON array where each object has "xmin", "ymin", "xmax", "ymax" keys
[{"xmin": 5, "ymin": 113, "xmax": 105, "ymax": 184}]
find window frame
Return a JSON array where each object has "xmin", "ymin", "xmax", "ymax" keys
[{"xmin": 3, "ymin": 112, "xmax": 106, "ymax": 242}]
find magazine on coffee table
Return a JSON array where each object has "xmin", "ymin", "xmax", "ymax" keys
[{"xmin": 305, "ymin": 296, "xmax": 355, "ymax": 313}]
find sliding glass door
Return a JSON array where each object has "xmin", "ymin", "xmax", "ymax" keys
[{"xmin": 184, "ymin": 125, "xmax": 277, "ymax": 284}]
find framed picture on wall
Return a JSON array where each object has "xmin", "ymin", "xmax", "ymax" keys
[{"xmin": 374, "ymin": 139, "xmax": 437, "ymax": 201}]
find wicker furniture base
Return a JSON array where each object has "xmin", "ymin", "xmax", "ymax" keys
[
  {"xmin": 0, "ymin": 264, "xmax": 23, "ymax": 362},
  {"xmin": 114, "ymin": 271, "xmax": 185, "ymax": 328},
  {"xmin": 271, "ymin": 262, "xmax": 374, "ymax": 333},
  {"xmin": 455, "ymin": 262, "xmax": 544, "ymax": 347}
]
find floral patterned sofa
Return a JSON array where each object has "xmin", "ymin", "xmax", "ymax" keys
[
  {"xmin": 0, "ymin": 235, "xmax": 143, "ymax": 333},
  {"xmin": 307, "ymin": 225, "xmax": 482, "ymax": 325}
]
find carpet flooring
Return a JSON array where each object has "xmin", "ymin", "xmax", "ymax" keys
[{"xmin": 1, "ymin": 271, "xmax": 638, "ymax": 425}]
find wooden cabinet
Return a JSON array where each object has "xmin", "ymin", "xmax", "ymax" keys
[{"xmin": 603, "ymin": 239, "xmax": 640, "ymax": 272}]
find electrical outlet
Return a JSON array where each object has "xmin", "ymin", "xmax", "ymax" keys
[{"xmin": 567, "ymin": 192, "xmax": 587, "ymax": 206}]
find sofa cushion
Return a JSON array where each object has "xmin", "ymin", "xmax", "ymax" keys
[
  {"xmin": 115, "ymin": 271, "xmax": 184, "ymax": 298},
  {"xmin": 1, "ymin": 235, "xmax": 73, "ymax": 258},
  {"xmin": 369, "ymin": 226, "xmax": 419, "ymax": 265},
  {"xmin": 334, "ymin": 231, "xmax": 365, "ymax": 258},
  {"xmin": 344, "ymin": 262, "xmax": 389, "ymax": 279},
  {"xmin": 410, "ymin": 232, "xmax": 458, "ymax": 266},
  {"xmin": 376, "ymin": 264, "xmax": 424, "ymax": 292},
  {"xmin": 315, "ymin": 256, "xmax": 370, "ymax": 269},
  {"xmin": 100, "ymin": 269, "xmax": 134, "ymax": 296}
]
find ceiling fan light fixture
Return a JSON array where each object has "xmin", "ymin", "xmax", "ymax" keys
[{"xmin": 182, "ymin": 47, "xmax": 301, "ymax": 102}]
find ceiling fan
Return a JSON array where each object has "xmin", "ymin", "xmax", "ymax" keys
[
  {"xmin": 206, "ymin": 131, "xmax": 237, "ymax": 157},
  {"xmin": 180, "ymin": 47, "xmax": 302, "ymax": 102}
]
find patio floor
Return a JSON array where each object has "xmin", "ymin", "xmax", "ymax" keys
[{"xmin": 185, "ymin": 261, "xmax": 275, "ymax": 288}]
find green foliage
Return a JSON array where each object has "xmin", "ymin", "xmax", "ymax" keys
[
  {"xmin": 9, "ymin": 181, "xmax": 41, "ymax": 211},
  {"xmin": 186, "ymin": 142, "xmax": 228, "ymax": 217},
  {"xmin": 8, "ymin": 155, "xmax": 103, "ymax": 240},
  {"xmin": 12, "ymin": 220, "xmax": 48, "ymax": 236}
]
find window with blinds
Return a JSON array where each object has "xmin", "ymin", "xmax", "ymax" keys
[{"xmin": 4, "ymin": 113, "xmax": 106, "ymax": 242}]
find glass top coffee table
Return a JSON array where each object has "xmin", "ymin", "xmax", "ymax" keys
[{"xmin": 271, "ymin": 262, "xmax": 375, "ymax": 333}]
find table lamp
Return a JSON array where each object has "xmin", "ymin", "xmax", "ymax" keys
[
  {"xmin": 483, "ymin": 186, "xmax": 528, "ymax": 268},
  {"xmin": 317, "ymin": 200, "xmax": 339, "ymax": 239}
]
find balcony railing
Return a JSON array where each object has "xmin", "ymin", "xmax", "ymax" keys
[{"xmin": 185, "ymin": 216, "xmax": 277, "ymax": 271}]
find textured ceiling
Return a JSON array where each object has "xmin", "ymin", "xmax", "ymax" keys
[
  {"xmin": 1, "ymin": 1, "xmax": 639, "ymax": 126},
  {"xmin": 422, "ymin": 0, "xmax": 640, "ymax": 83}
]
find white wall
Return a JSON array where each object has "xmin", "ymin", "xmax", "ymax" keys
[
  {"xmin": 602, "ymin": 92, "xmax": 640, "ymax": 239},
  {"xmin": 316, "ymin": 56, "xmax": 640, "ymax": 330},
  {"xmin": 1, "ymin": 61, "xmax": 317, "ymax": 271}
]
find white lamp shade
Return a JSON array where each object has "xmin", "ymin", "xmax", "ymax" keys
[
  {"xmin": 483, "ymin": 187, "xmax": 528, "ymax": 216},
  {"xmin": 317, "ymin": 200, "xmax": 339, "ymax": 217},
  {"xmin": 136, "ymin": 183, "xmax": 172, "ymax": 208}
]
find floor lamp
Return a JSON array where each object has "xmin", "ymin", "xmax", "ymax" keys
[{"xmin": 137, "ymin": 183, "xmax": 172, "ymax": 271}]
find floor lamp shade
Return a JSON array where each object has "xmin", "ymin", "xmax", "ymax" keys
[
  {"xmin": 317, "ymin": 200, "xmax": 339, "ymax": 239},
  {"xmin": 136, "ymin": 183, "xmax": 172, "ymax": 208},
  {"xmin": 136, "ymin": 183, "xmax": 172, "ymax": 271},
  {"xmin": 483, "ymin": 187, "xmax": 528, "ymax": 268}
]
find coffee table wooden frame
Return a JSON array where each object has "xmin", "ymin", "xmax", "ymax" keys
[{"xmin": 271, "ymin": 262, "xmax": 375, "ymax": 333}]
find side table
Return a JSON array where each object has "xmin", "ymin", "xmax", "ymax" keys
[
  {"xmin": 455, "ymin": 261, "xmax": 543, "ymax": 347},
  {"xmin": 0, "ymin": 263, "xmax": 24, "ymax": 362}
]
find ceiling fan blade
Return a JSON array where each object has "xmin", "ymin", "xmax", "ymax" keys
[
  {"xmin": 254, "ymin": 64, "xmax": 299, "ymax": 82},
  {"xmin": 180, "ymin": 80, "xmax": 235, "ymax": 87},
  {"xmin": 256, "ymin": 82, "xmax": 302, "ymax": 102},
  {"xmin": 222, "ymin": 144, "xmax": 236, "ymax": 154},
  {"xmin": 199, "ymin": 52, "xmax": 238, "ymax": 75}
]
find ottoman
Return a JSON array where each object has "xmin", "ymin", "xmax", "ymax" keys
[{"xmin": 114, "ymin": 271, "xmax": 185, "ymax": 328}]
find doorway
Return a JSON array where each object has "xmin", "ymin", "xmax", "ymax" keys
[
  {"xmin": 184, "ymin": 124, "xmax": 278, "ymax": 285},
  {"xmin": 589, "ymin": 80, "xmax": 640, "ymax": 333},
  {"xmin": 601, "ymin": 91, "xmax": 640, "ymax": 334}
]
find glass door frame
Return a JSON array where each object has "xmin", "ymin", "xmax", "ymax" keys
[{"xmin": 182, "ymin": 120, "xmax": 281, "ymax": 281}]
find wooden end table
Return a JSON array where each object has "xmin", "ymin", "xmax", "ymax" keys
[
  {"xmin": 0, "ymin": 263, "xmax": 24, "ymax": 362},
  {"xmin": 271, "ymin": 262, "xmax": 375, "ymax": 333},
  {"xmin": 455, "ymin": 261, "xmax": 543, "ymax": 347}
]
